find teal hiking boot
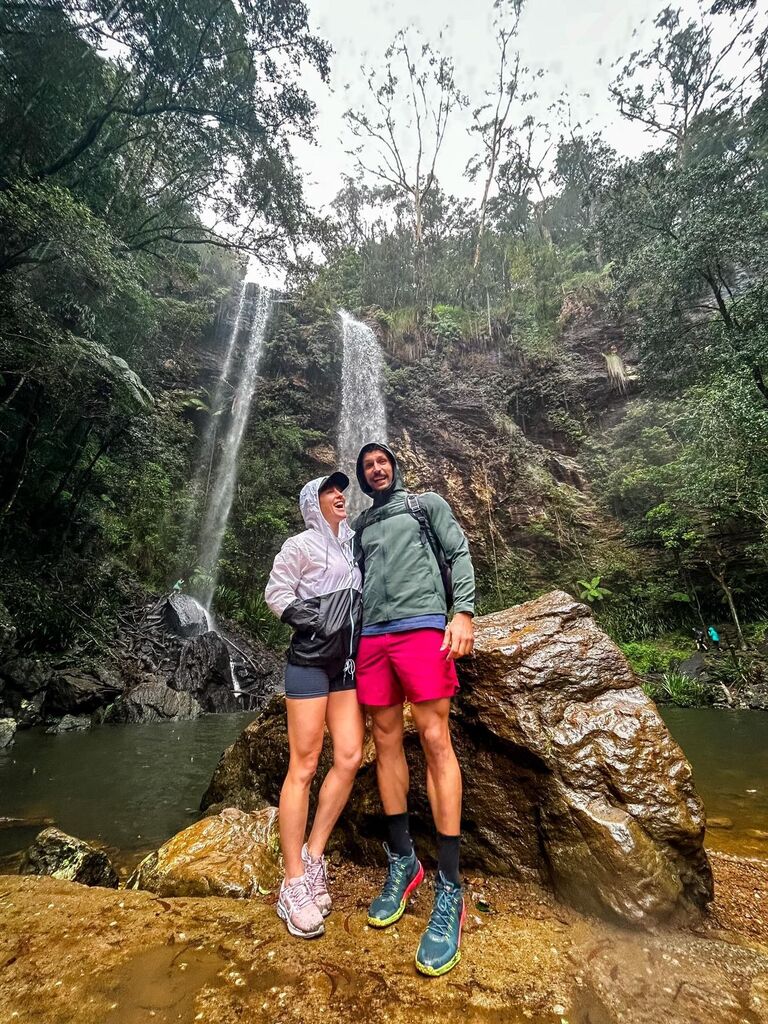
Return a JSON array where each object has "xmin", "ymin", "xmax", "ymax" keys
[
  {"xmin": 415, "ymin": 872, "xmax": 466, "ymax": 977},
  {"xmin": 367, "ymin": 844, "xmax": 424, "ymax": 928}
]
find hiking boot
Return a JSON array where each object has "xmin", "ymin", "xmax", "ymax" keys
[
  {"xmin": 276, "ymin": 875, "xmax": 325, "ymax": 939},
  {"xmin": 415, "ymin": 872, "xmax": 466, "ymax": 977},
  {"xmin": 302, "ymin": 843, "xmax": 332, "ymax": 917},
  {"xmin": 367, "ymin": 843, "xmax": 424, "ymax": 928}
]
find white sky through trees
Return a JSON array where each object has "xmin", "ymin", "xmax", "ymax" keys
[{"xmin": 291, "ymin": 0, "xmax": 730, "ymax": 209}]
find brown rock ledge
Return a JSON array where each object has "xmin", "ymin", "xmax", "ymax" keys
[{"xmin": 0, "ymin": 854, "xmax": 764, "ymax": 1024}]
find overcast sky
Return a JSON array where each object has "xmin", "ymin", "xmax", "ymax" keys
[{"xmin": 290, "ymin": 0, "xmax": 717, "ymax": 209}]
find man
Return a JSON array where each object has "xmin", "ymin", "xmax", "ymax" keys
[{"xmin": 352, "ymin": 442, "xmax": 475, "ymax": 977}]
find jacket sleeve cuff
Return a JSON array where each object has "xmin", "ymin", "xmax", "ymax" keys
[
  {"xmin": 280, "ymin": 600, "xmax": 319, "ymax": 631},
  {"xmin": 453, "ymin": 604, "xmax": 474, "ymax": 617}
]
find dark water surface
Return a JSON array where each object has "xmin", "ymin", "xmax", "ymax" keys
[
  {"xmin": 0, "ymin": 712, "xmax": 257, "ymax": 872},
  {"xmin": 662, "ymin": 707, "xmax": 768, "ymax": 858},
  {"xmin": 0, "ymin": 708, "xmax": 765, "ymax": 873}
]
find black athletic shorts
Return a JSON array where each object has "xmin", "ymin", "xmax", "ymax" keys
[{"xmin": 284, "ymin": 663, "xmax": 356, "ymax": 700}]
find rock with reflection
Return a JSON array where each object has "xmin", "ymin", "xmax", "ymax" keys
[
  {"xmin": 0, "ymin": 717, "xmax": 16, "ymax": 748},
  {"xmin": 203, "ymin": 591, "xmax": 713, "ymax": 926},
  {"xmin": 102, "ymin": 678, "xmax": 202, "ymax": 723},
  {"xmin": 20, "ymin": 827, "xmax": 118, "ymax": 888},
  {"xmin": 127, "ymin": 806, "xmax": 281, "ymax": 898}
]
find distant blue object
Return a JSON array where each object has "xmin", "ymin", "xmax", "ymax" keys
[{"xmin": 707, "ymin": 626, "xmax": 720, "ymax": 643}]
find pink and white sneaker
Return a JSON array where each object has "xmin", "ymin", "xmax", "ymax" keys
[
  {"xmin": 302, "ymin": 844, "xmax": 332, "ymax": 917},
  {"xmin": 276, "ymin": 875, "xmax": 325, "ymax": 938}
]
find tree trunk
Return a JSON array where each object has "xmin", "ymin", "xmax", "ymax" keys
[
  {"xmin": 706, "ymin": 562, "xmax": 746, "ymax": 650},
  {"xmin": 0, "ymin": 385, "xmax": 43, "ymax": 518},
  {"xmin": 47, "ymin": 420, "xmax": 95, "ymax": 507}
]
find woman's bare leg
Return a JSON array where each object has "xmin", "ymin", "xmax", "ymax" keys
[
  {"xmin": 306, "ymin": 689, "xmax": 365, "ymax": 857},
  {"xmin": 279, "ymin": 695, "xmax": 327, "ymax": 880}
]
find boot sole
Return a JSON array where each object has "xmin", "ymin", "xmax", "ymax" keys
[{"xmin": 367, "ymin": 862, "xmax": 425, "ymax": 928}]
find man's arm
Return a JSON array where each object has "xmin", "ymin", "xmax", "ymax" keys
[{"xmin": 421, "ymin": 493, "xmax": 475, "ymax": 659}]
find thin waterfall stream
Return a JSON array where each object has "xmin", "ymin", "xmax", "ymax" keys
[
  {"xmin": 337, "ymin": 310, "xmax": 387, "ymax": 515},
  {"xmin": 197, "ymin": 285, "xmax": 273, "ymax": 609}
]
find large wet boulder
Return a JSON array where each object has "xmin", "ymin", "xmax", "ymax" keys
[
  {"xmin": 43, "ymin": 663, "xmax": 122, "ymax": 717},
  {"xmin": 173, "ymin": 631, "xmax": 239, "ymax": 713},
  {"xmin": 0, "ymin": 717, "xmax": 16, "ymax": 748},
  {"xmin": 45, "ymin": 714, "xmax": 91, "ymax": 734},
  {"xmin": 102, "ymin": 678, "xmax": 202, "ymax": 723},
  {"xmin": 126, "ymin": 807, "xmax": 281, "ymax": 898},
  {"xmin": 203, "ymin": 591, "xmax": 713, "ymax": 926},
  {"xmin": 20, "ymin": 827, "xmax": 119, "ymax": 888},
  {"xmin": 0, "ymin": 656, "xmax": 52, "ymax": 726},
  {"xmin": 164, "ymin": 594, "xmax": 209, "ymax": 638}
]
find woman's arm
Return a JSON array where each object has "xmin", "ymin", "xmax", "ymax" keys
[{"xmin": 265, "ymin": 537, "xmax": 319, "ymax": 631}]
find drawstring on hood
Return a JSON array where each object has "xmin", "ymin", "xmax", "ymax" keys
[{"xmin": 355, "ymin": 441, "xmax": 404, "ymax": 505}]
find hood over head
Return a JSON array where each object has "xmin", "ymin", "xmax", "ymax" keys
[
  {"xmin": 299, "ymin": 475, "xmax": 354, "ymax": 544},
  {"xmin": 356, "ymin": 441, "xmax": 404, "ymax": 503}
]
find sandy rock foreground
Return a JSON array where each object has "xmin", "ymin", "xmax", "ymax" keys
[{"xmin": 0, "ymin": 854, "xmax": 766, "ymax": 1024}]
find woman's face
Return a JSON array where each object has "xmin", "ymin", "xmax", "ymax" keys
[{"xmin": 319, "ymin": 485, "xmax": 347, "ymax": 526}]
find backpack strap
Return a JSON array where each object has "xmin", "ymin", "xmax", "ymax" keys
[{"xmin": 405, "ymin": 493, "xmax": 441, "ymax": 562}]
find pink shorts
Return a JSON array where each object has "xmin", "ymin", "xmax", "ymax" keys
[{"xmin": 355, "ymin": 628, "xmax": 459, "ymax": 707}]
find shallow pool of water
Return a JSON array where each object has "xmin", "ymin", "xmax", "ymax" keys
[
  {"xmin": 0, "ymin": 712, "xmax": 257, "ymax": 871},
  {"xmin": 662, "ymin": 707, "xmax": 768, "ymax": 858},
  {"xmin": 0, "ymin": 707, "xmax": 765, "ymax": 872}
]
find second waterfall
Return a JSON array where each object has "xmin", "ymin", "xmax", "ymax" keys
[
  {"xmin": 197, "ymin": 285, "xmax": 273, "ymax": 609},
  {"xmin": 338, "ymin": 311, "xmax": 387, "ymax": 515}
]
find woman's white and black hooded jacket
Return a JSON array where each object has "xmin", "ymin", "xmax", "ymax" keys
[{"xmin": 265, "ymin": 478, "xmax": 363, "ymax": 677}]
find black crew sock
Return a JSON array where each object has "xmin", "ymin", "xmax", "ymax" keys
[
  {"xmin": 437, "ymin": 833, "xmax": 461, "ymax": 885},
  {"xmin": 386, "ymin": 812, "xmax": 414, "ymax": 857}
]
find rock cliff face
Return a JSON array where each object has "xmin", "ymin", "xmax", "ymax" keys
[{"xmin": 202, "ymin": 591, "xmax": 712, "ymax": 926}]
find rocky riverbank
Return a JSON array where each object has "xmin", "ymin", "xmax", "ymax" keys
[
  {"xmin": 0, "ymin": 594, "xmax": 282, "ymax": 735},
  {"xmin": 0, "ymin": 854, "xmax": 766, "ymax": 1024}
]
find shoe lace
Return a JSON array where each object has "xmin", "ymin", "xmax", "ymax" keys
[
  {"xmin": 381, "ymin": 856, "xmax": 410, "ymax": 901},
  {"xmin": 286, "ymin": 878, "xmax": 314, "ymax": 911},
  {"xmin": 427, "ymin": 886, "xmax": 459, "ymax": 938},
  {"xmin": 306, "ymin": 856, "xmax": 328, "ymax": 893}
]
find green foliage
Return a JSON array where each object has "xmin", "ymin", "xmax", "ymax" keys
[
  {"xmin": 620, "ymin": 639, "xmax": 693, "ymax": 676},
  {"xmin": 643, "ymin": 671, "xmax": 711, "ymax": 708},
  {"xmin": 576, "ymin": 575, "xmax": 612, "ymax": 603}
]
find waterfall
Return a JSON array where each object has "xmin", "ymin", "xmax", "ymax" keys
[
  {"xmin": 338, "ymin": 311, "xmax": 387, "ymax": 516},
  {"xmin": 181, "ymin": 279, "xmax": 248, "ymax": 554},
  {"xmin": 197, "ymin": 286, "xmax": 273, "ymax": 609}
]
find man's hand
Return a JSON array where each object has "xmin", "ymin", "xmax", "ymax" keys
[{"xmin": 441, "ymin": 611, "xmax": 474, "ymax": 661}]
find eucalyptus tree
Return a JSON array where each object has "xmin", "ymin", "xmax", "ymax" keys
[
  {"xmin": 466, "ymin": 0, "xmax": 528, "ymax": 272},
  {"xmin": 343, "ymin": 28, "xmax": 465, "ymax": 302}
]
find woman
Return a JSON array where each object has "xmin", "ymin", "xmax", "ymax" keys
[{"xmin": 265, "ymin": 472, "xmax": 364, "ymax": 939}]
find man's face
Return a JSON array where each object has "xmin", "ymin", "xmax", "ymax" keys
[{"xmin": 362, "ymin": 449, "xmax": 393, "ymax": 491}]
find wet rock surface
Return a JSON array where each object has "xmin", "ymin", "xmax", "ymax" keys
[
  {"xmin": 0, "ymin": 717, "xmax": 16, "ymax": 748},
  {"xmin": 127, "ymin": 807, "xmax": 281, "ymax": 898},
  {"xmin": 173, "ymin": 631, "xmax": 239, "ymax": 713},
  {"xmin": 19, "ymin": 827, "xmax": 118, "ymax": 888},
  {"xmin": 42, "ymin": 664, "xmax": 122, "ymax": 717},
  {"xmin": 0, "ymin": 595, "xmax": 282, "ymax": 730},
  {"xmin": 44, "ymin": 713, "xmax": 91, "ymax": 734},
  {"xmin": 0, "ymin": 854, "xmax": 765, "ymax": 1024},
  {"xmin": 164, "ymin": 593, "xmax": 210, "ymax": 638},
  {"xmin": 101, "ymin": 679, "xmax": 203, "ymax": 723},
  {"xmin": 204, "ymin": 591, "xmax": 712, "ymax": 926}
]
